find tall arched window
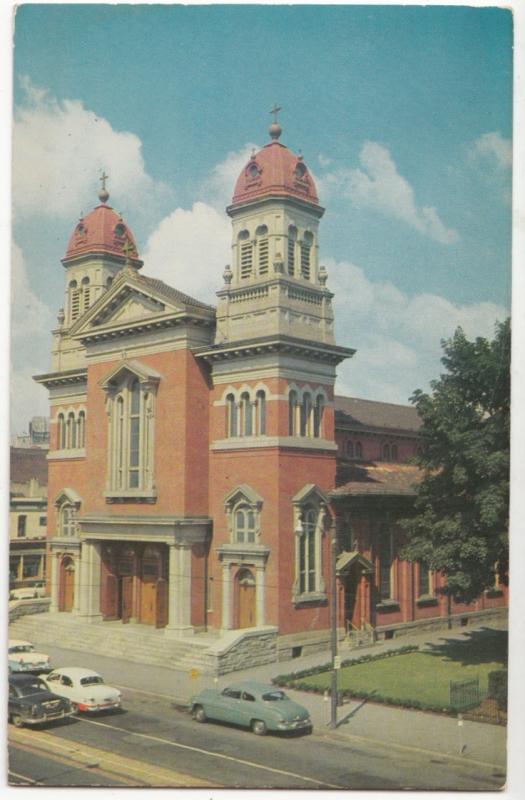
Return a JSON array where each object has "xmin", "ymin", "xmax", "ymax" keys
[
  {"xmin": 240, "ymin": 392, "xmax": 252, "ymax": 436},
  {"xmin": 300, "ymin": 393, "xmax": 312, "ymax": 437},
  {"xmin": 256, "ymin": 390, "xmax": 266, "ymax": 435},
  {"xmin": 378, "ymin": 527, "xmax": 394, "ymax": 600},
  {"xmin": 66, "ymin": 412, "xmax": 76, "ymax": 449},
  {"xmin": 256, "ymin": 225, "xmax": 269, "ymax": 276},
  {"xmin": 234, "ymin": 505, "xmax": 256, "ymax": 544},
  {"xmin": 299, "ymin": 507, "xmax": 317, "ymax": 594},
  {"xmin": 81, "ymin": 276, "xmax": 90, "ymax": 312},
  {"xmin": 287, "ymin": 226, "xmax": 297, "ymax": 276},
  {"xmin": 346, "ymin": 440, "xmax": 354, "ymax": 458},
  {"xmin": 226, "ymin": 393, "xmax": 237, "ymax": 437},
  {"xmin": 128, "ymin": 379, "xmax": 141, "ymax": 488},
  {"xmin": 77, "ymin": 411, "xmax": 86, "ymax": 448},
  {"xmin": 57, "ymin": 413, "xmax": 66, "ymax": 449},
  {"xmin": 239, "ymin": 230, "xmax": 252, "ymax": 279},
  {"xmin": 382, "ymin": 443, "xmax": 391, "ymax": 461},
  {"xmin": 391, "ymin": 444, "xmax": 398, "ymax": 462},
  {"xmin": 289, "ymin": 390, "xmax": 298, "ymax": 435},
  {"xmin": 313, "ymin": 395, "xmax": 324, "ymax": 438},
  {"xmin": 300, "ymin": 231, "xmax": 313, "ymax": 279},
  {"xmin": 355, "ymin": 441, "xmax": 363, "ymax": 459},
  {"xmin": 69, "ymin": 280, "xmax": 80, "ymax": 322}
]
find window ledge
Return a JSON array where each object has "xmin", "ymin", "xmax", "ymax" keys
[
  {"xmin": 416, "ymin": 595, "xmax": 438, "ymax": 607},
  {"xmin": 292, "ymin": 591, "xmax": 327, "ymax": 606},
  {"xmin": 47, "ymin": 448, "xmax": 86, "ymax": 460},
  {"xmin": 104, "ymin": 490, "xmax": 157, "ymax": 504},
  {"xmin": 375, "ymin": 600, "xmax": 400, "ymax": 612}
]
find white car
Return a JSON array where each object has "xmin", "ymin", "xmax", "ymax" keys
[
  {"xmin": 9, "ymin": 583, "xmax": 47, "ymax": 601},
  {"xmin": 8, "ymin": 640, "xmax": 52, "ymax": 674},
  {"xmin": 41, "ymin": 667, "xmax": 122, "ymax": 713}
]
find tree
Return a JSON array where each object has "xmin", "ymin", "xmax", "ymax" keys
[{"xmin": 401, "ymin": 319, "xmax": 510, "ymax": 603}]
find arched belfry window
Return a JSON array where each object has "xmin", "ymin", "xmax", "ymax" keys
[
  {"xmin": 300, "ymin": 231, "xmax": 313, "ymax": 280},
  {"xmin": 289, "ymin": 390, "xmax": 298, "ymax": 435},
  {"xmin": 100, "ymin": 361, "xmax": 160, "ymax": 498},
  {"xmin": 226, "ymin": 393, "xmax": 237, "ymax": 437},
  {"xmin": 57, "ymin": 413, "xmax": 66, "ymax": 449},
  {"xmin": 313, "ymin": 395, "xmax": 324, "ymax": 438},
  {"xmin": 238, "ymin": 229, "xmax": 253, "ymax": 279},
  {"xmin": 81, "ymin": 276, "xmax": 90, "ymax": 312},
  {"xmin": 255, "ymin": 390, "xmax": 266, "ymax": 435},
  {"xmin": 69, "ymin": 280, "xmax": 80, "ymax": 322},
  {"xmin": 287, "ymin": 226, "xmax": 297, "ymax": 276},
  {"xmin": 240, "ymin": 392, "xmax": 252, "ymax": 436},
  {"xmin": 256, "ymin": 225, "xmax": 269, "ymax": 276}
]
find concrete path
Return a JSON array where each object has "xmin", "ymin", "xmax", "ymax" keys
[{"xmin": 31, "ymin": 619, "xmax": 508, "ymax": 770}]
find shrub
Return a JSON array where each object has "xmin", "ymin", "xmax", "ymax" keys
[{"xmin": 488, "ymin": 670, "xmax": 507, "ymax": 710}]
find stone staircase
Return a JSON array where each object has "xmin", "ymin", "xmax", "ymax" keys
[
  {"xmin": 345, "ymin": 627, "xmax": 376, "ymax": 649},
  {"xmin": 9, "ymin": 612, "xmax": 218, "ymax": 673}
]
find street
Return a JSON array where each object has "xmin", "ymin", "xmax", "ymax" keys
[{"xmin": 8, "ymin": 682, "xmax": 506, "ymax": 790}]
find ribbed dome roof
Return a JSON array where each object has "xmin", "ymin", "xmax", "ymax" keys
[
  {"xmin": 64, "ymin": 201, "xmax": 140, "ymax": 264},
  {"xmin": 232, "ymin": 140, "xmax": 319, "ymax": 207}
]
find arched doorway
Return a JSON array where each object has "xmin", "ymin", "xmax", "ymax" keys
[
  {"xmin": 236, "ymin": 568, "xmax": 256, "ymax": 629},
  {"xmin": 59, "ymin": 556, "xmax": 75, "ymax": 612}
]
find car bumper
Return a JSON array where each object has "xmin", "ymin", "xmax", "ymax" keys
[
  {"xmin": 17, "ymin": 709, "xmax": 75, "ymax": 725},
  {"xmin": 79, "ymin": 701, "xmax": 121, "ymax": 712},
  {"xmin": 277, "ymin": 718, "xmax": 312, "ymax": 731}
]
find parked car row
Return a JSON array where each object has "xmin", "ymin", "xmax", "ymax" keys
[
  {"xmin": 8, "ymin": 639, "xmax": 122, "ymax": 729},
  {"xmin": 9, "ymin": 582, "xmax": 47, "ymax": 601}
]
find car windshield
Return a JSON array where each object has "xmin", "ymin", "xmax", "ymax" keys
[
  {"xmin": 9, "ymin": 645, "xmax": 33, "ymax": 654},
  {"xmin": 261, "ymin": 690, "xmax": 288, "ymax": 702},
  {"xmin": 80, "ymin": 676, "xmax": 104, "ymax": 686},
  {"xmin": 17, "ymin": 679, "xmax": 48, "ymax": 696}
]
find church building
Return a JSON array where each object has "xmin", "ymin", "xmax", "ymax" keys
[{"xmin": 34, "ymin": 119, "xmax": 506, "ymax": 668}]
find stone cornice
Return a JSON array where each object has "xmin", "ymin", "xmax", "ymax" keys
[
  {"xmin": 78, "ymin": 514, "xmax": 212, "ymax": 544},
  {"xmin": 196, "ymin": 334, "xmax": 355, "ymax": 366},
  {"xmin": 33, "ymin": 368, "xmax": 87, "ymax": 389},
  {"xmin": 73, "ymin": 312, "xmax": 214, "ymax": 345},
  {"xmin": 211, "ymin": 436, "xmax": 338, "ymax": 452},
  {"xmin": 226, "ymin": 193, "xmax": 325, "ymax": 219}
]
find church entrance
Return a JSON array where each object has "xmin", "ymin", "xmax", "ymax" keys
[
  {"xmin": 101, "ymin": 543, "xmax": 167, "ymax": 627},
  {"xmin": 236, "ymin": 568, "xmax": 256, "ymax": 629},
  {"xmin": 59, "ymin": 556, "xmax": 75, "ymax": 612}
]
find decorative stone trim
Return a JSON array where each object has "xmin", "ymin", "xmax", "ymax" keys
[
  {"xmin": 292, "ymin": 591, "xmax": 327, "ymax": 606},
  {"xmin": 211, "ymin": 436, "xmax": 337, "ymax": 451},
  {"xmin": 375, "ymin": 599, "xmax": 400, "ymax": 612},
  {"xmin": 47, "ymin": 448, "xmax": 86, "ymax": 460},
  {"xmin": 416, "ymin": 595, "xmax": 439, "ymax": 607}
]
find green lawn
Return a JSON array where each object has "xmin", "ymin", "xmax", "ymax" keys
[{"xmin": 295, "ymin": 629, "xmax": 507, "ymax": 709}]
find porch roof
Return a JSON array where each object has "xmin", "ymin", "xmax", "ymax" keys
[
  {"xmin": 331, "ymin": 462, "xmax": 423, "ymax": 498},
  {"xmin": 336, "ymin": 550, "xmax": 374, "ymax": 574}
]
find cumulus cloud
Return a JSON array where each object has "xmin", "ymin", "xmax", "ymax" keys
[
  {"xmin": 142, "ymin": 201, "xmax": 230, "ymax": 303},
  {"xmin": 471, "ymin": 132, "xmax": 512, "ymax": 170},
  {"xmin": 201, "ymin": 143, "xmax": 258, "ymax": 210},
  {"xmin": 320, "ymin": 141, "xmax": 459, "ymax": 245},
  {"xmin": 13, "ymin": 76, "xmax": 172, "ymax": 220},
  {"xmin": 327, "ymin": 258, "xmax": 507, "ymax": 403},
  {"xmin": 10, "ymin": 242, "xmax": 55, "ymax": 433}
]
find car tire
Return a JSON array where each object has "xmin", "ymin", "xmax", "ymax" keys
[
  {"xmin": 251, "ymin": 719, "xmax": 267, "ymax": 736},
  {"xmin": 193, "ymin": 705, "xmax": 207, "ymax": 723},
  {"xmin": 11, "ymin": 714, "xmax": 24, "ymax": 729}
]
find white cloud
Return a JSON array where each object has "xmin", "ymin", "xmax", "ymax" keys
[
  {"xmin": 142, "ymin": 201, "xmax": 230, "ymax": 303},
  {"xmin": 13, "ymin": 77, "xmax": 172, "ymax": 220},
  {"xmin": 202, "ymin": 143, "xmax": 258, "ymax": 210},
  {"xmin": 321, "ymin": 141, "xmax": 459, "ymax": 245},
  {"xmin": 10, "ymin": 242, "xmax": 55, "ymax": 434},
  {"xmin": 471, "ymin": 132, "xmax": 512, "ymax": 170},
  {"xmin": 328, "ymin": 258, "xmax": 507, "ymax": 404}
]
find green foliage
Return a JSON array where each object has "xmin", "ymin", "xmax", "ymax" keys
[
  {"xmin": 488, "ymin": 670, "xmax": 508, "ymax": 709},
  {"xmin": 401, "ymin": 320, "xmax": 510, "ymax": 603}
]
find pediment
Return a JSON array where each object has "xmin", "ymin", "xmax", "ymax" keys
[{"xmin": 108, "ymin": 293, "xmax": 166, "ymax": 324}]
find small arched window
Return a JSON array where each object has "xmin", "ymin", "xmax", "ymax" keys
[
  {"xmin": 346, "ymin": 440, "xmax": 354, "ymax": 458},
  {"xmin": 66, "ymin": 412, "xmax": 76, "ymax": 449},
  {"xmin": 60, "ymin": 504, "xmax": 76, "ymax": 537},
  {"xmin": 57, "ymin": 413, "xmax": 66, "ymax": 449},
  {"xmin": 313, "ymin": 395, "xmax": 324, "ymax": 438},
  {"xmin": 241, "ymin": 392, "xmax": 252, "ymax": 436},
  {"xmin": 256, "ymin": 225, "xmax": 269, "ymax": 276},
  {"xmin": 226, "ymin": 393, "xmax": 237, "ymax": 437},
  {"xmin": 287, "ymin": 226, "xmax": 297, "ymax": 276},
  {"xmin": 235, "ymin": 505, "xmax": 256, "ymax": 544},
  {"xmin": 81, "ymin": 276, "xmax": 90, "ymax": 311},
  {"xmin": 289, "ymin": 390, "xmax": 298, "ymax": 435},
  {"xmin": 69, "ymin": 280, "xmax": 80, "ymax": 322},
  {"xmin": 355, "ymin": 441, "xmax": 363, "ymax": 459},
  {"xmin": 77, "ymin": 411, "xmax": 86, "ymax": 448},
  {"xmin": 300, "ymin": 393, "xmax": 312, "ymax": 437},
  {"xmin": 256, "ymin": 390, "xmax": 266, "ymax": 435}
]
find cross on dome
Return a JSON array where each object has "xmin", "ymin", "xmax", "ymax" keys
[
  {"xmin": 269, "ymin": 104, "xmax": 282, "ymax": 140},
  {"xmin": 99, "ymin": 170, "xmax": 110, "ymax": 204}
]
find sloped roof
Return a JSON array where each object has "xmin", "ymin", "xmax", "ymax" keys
[
  {"xmin": 335, "ymin": 395, "xmax": 421, "ymax": 433},
  {"xmin": 331, "ymin": 462, "xmax": 422, "ymax": 498},
  {"xmin": 136, "ymin": 274, "xmax": 214, "ymax": 312},
  {"xmin": 10, "ymin": 447, "xmax": 48, "ymax": 487}
]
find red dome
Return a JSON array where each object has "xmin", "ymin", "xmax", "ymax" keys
[
  {"xmin": 64, "ymin": 203, "xmax": 140, "ymax": 263},
  {"xmin": 231, "ymin": 141, "xmax": 319, "ymax": 206}
]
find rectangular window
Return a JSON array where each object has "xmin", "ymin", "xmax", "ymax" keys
[
  {"xmin": 418, "ymin": 564, "xmax": 430, "ymax": 596},
  {"xmin": 39, "ymin": 516, "xmax": 47, "ymax": 526},
  {"xmin": 22, "ymin": 555, "xmax": 41, "ymax": 578},
  {"xmin": 17, "ymin": 515, "xmax": 27, "ymax": 537}
]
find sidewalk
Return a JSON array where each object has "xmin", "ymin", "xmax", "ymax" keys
[{"xmin": 31, "ymin": 618, "xmax": 507, "ymax": 769}]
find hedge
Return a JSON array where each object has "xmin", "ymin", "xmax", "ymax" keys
[{"xmin": 488, "ymin": 670, "xmax": 507, "ymax": 710}]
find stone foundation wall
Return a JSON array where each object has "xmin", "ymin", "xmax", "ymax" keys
[
  {"xmin": 208, "ymin": 628, "xmax": 278, "ymax": 675},
  {"xmin": 8, "ymin": 598, "xmax": 50, "ymax": 623},
  {"xmin": 375, "ymin": 607, "xmax": 507, "ymax": 641}
]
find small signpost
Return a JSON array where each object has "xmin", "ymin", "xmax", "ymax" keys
[{"xmin": 334, "ymin": 655, "xmax": 341, "ymax": 670}]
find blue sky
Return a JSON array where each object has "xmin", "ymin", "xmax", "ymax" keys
[{"xmin": 9, "ymin": 2, "xmax": 513, "ymax": 434}]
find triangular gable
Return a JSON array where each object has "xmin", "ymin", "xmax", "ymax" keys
[
  {"xmin": 53, "ymin": 487, "xmax": 82, "ymax": 508},
  {"xmin": 336, "ymin": 550, "xmax": 375, "ymax": 575},
  {"xmin": 292, "ymin": 483, "xmax": 328, "ymax": 506},
  {"xmin": 99, "ymin": 359, "xmax": 162, "ymax": 390},
  {"xmin": 224, "ymin": 484, "xmax": 264, "ymax": 510}
]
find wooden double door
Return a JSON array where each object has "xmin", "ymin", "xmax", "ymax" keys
[{"xmin": 103, "ymin": 544, "xmax": 167, "ymax": 628}]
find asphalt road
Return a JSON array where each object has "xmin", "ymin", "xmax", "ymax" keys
[{"xmin": 8, "ymin": 683, "xmax": 505, "ymax": 790}]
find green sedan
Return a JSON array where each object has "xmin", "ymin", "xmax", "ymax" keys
[{"xmin": 189, "ymin": 680, "xmax": 312, "ymax": 736}]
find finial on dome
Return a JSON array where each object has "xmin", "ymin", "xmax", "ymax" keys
[
  {"xmin": 98, "ymin": 170, "xmax": 110, "ymax": 204},
  {"xmin": 269, "ymin": 104, "xmax": 282, "ymax": 140}
]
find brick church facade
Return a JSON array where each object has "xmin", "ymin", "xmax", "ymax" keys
[{"xmin": 34, "ymin": 120, "xmax": 506, "ymax": 663}]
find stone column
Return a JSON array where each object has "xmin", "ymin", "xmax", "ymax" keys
[
  {"xmin": 255, "ymin": 564, "xmax": 265, "ymax": 627},
  {"xmin": 49, "ymin": 551, "xmax": 59, "ymax": 612},
  {"xmin": 78, "ymin": 541, "xmax": 102, "ymax": 621},
  {"xmin": 165, "ymin": 544, "xmax": 193, "ymax": 637},
  {"xmin": 72, "ymin": 550, "xmax": 81, "ymax": 614},
  {"xmin": 221, "ymin": 561, "xmax": 232, "ymax": 630}
]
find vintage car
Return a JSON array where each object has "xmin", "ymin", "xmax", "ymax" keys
[
  {"xmin": 9, "ymin": 674, "xmax": 74, "ymax": 728},
  {"xmin": 40, "ymin": 667, "xmax": 122, "ymax": 713},
  {"xmin": 9, "ymin": 582, "xmax": 47, "ymax": 601},
  {"xmin": 8, "ymin": 639, "xmax": 52, "ymax": 674},
  {"xmin": 190, "ymin": 680, "xmax": 312, "ymax": 736}
]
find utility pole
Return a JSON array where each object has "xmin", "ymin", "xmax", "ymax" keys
[{"xmin": 329, "ymin": 513, "xmax": 338, "ymax": 728}]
